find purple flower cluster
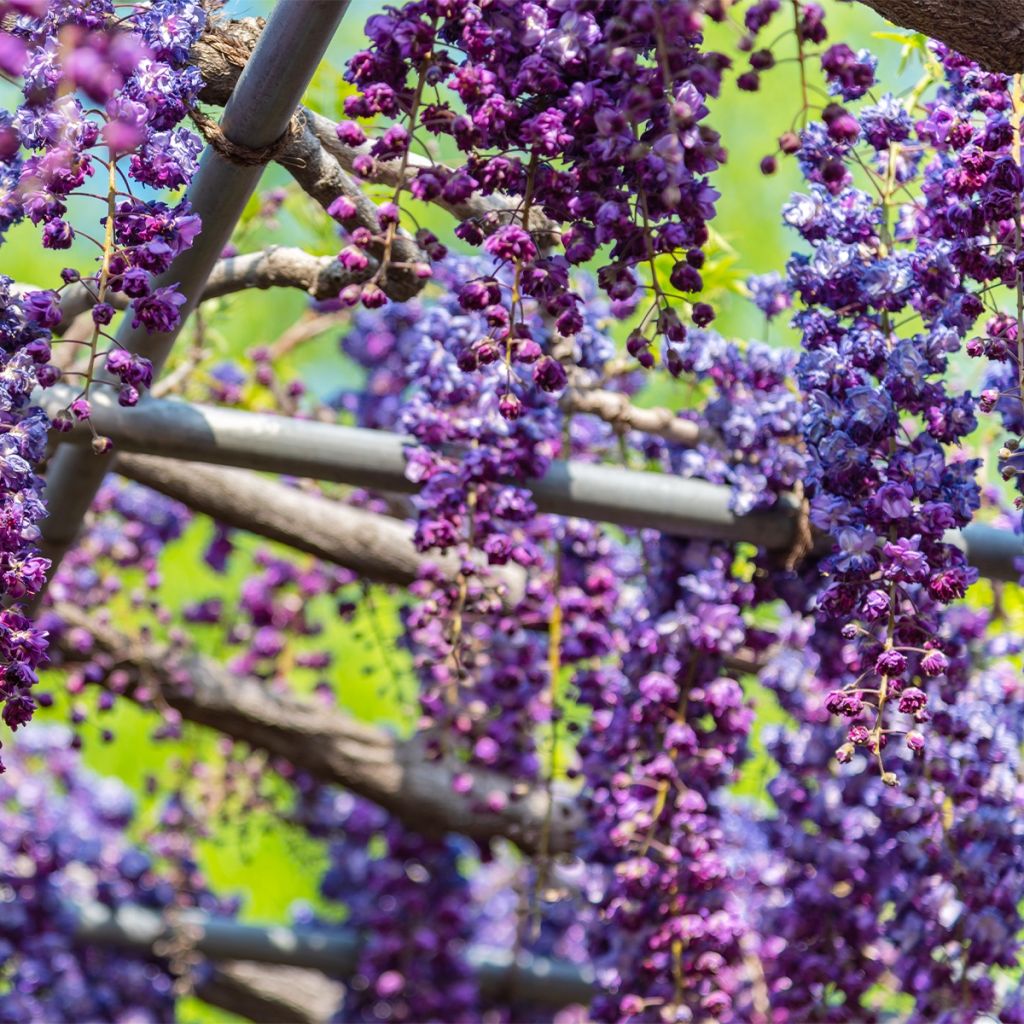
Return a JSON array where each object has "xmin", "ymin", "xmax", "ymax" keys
[
  {"xmin": 338, "ymin": 260, "xmax": 623, "ymax": 797},
  {"xmin": 2, "ymin": 0, "xmax": 205, "ymax": 411},
  {"xmin": 299, "ymin": 790, "xmax": 479, "ymax": 1023},
  {"xmin": 906, "ymin": 48, "xmax": 1024, "ymax": 522},
  {"xmin": 782, "ymin": 81, "xmax": 984, "ymax": 772},
  {"xmin": 756, "ymin": 608, "xmax": 1024, "ymax": 1022},
  {"xmin": 340, "ymin": 0, "xmax": 740, "ymax": 386},
  {"xmin": 577, "ymin": 534, "xmax": 757, "ymax": 1024},
  {"xmin": 0, "ymin": 277, "xmax": 52, "ymax": 744},
  {"xmin": 0, "ymin": 725, "xmax": 230, "ymax": 1022},
  {"xmin": 200, "ymin": 548, "xmax": 354, "ymax": 686},
  {"xmin": 746, "ymin": 271, "xmax": 792, "ymax": 320},
  {"xmin": 660, "ymin": 327, "xmax": 805, "ymax": 513}
]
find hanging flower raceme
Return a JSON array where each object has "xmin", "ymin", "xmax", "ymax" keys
[
  {"xmin": 336, "ymin": 259, "xmax": 622, "ymax": 810},
  {"xmin": 757, "ymin": 607, "xmax": 1024, "ymax": 1023},
  {"xmin": 910, "ymin": 47, "xmax": 1024, "ymax": 529},
  {"xmin": 568, "ymin": 321, "xmax": 804, "ymax": 1023},
  {"xmin": 0, "ymin": 277, "xmax": 51, "ymax": 738},
  {"xmin": 577, "ymin": 535, "xmax": 758, "ymax": 1024},
  {"xmin": 0, "ymin": 0, "xmax": 206, "ymax": 747},
  {"xmin": 782, "ymin": 75, "xmax": 983, "ymax": 777},
  {"xmin": 338, "ymin": 0, "xmax": 744, "ymax": 395},
  {"xmin": 0, "ymin": 725, "xmax": 233, "ymax": 1023},
  {"xmin": 294, "ymin": 789, "xmax": 480, "ymax": 1024}
]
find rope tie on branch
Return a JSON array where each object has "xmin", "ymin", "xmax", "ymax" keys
[
  {"xmin": 189, "ymin": 107, "xmax": 305, "ymax": 166},
  {"xmin": 783, "ymin": 481, "xmax": 814, "ymax": 572}
]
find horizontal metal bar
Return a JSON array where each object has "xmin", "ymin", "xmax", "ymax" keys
[
  {"xmin": 40, "ymin": 388, "xmax": 1023, "ymax": 582},
  {"xmin": 74, "ymin": 901, "xmax": 358, "ymax": 974},
  {"xmin": 72, "ymin": 901, "xmax": 594, "ymax": 1008}
]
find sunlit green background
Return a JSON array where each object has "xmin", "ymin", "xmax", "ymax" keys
[{"xmin": 4, "ymin": 2, "xmax": 1006, "ymax": 1020}]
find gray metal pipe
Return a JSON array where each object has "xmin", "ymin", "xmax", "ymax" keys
[
  {"xmin": 37, "ymin": 0, "xmax": 349, "ymax": 574},
  {"xmin": 41, "ymin": 388, "xmax": 1024, "ymax": 582},
  {"xmin": 74, "ymin": 901, "xmax": 360, "ymax": 976},
  {"xmin": 72, "ymin": 901, "xmax": 595, "ymax": 1008}
]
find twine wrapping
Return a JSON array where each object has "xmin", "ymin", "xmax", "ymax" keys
[{"xmin": 189, "ymin": 108, "xmax": 303, "ymax": 166}]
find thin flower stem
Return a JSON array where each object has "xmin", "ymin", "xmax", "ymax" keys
[
  {"xmin": 790, "ymin": 0, "xmax": 810, "ymax": 128},
  {"xmin": 82, "ymin": 155, "xmax": 120, "ymax": 404}
]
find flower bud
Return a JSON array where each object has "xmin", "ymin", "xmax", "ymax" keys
[
  {"xmin": 326, "ymin": 195, "xmax": 357, "ymax": 222},
  {"xmin": 779, "ymin": 131, "xmax": 801, "ymax": 154},
  {"xmin": 498, "ymin": 392, "xmax": 522, "ymax": 421}
]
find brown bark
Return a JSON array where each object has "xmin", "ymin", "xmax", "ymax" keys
[
  {"xmin": 857, "ymin": 1, "xmax": 1024, "ymax": 72},
  {"xmin": 114, "ymin": 453, "xmax": 526, "ymax": 600},
  {"xmin": 54, "ymin": 247, "xmax": 363, "ymax": 336},
  {"xmin": 196, "ymin": 963, "xmax": 342, "ymax": 1024},
  {"xmin": 198, "ymin": 247, "xmax": 356, "ymax": 302},
  {"xmin": 560, "ymin": 387, "xmax": 711, "ymax": 447},
  {"xmin": 192, "ymin": 14, "xmax": 265, "ymax": 106},
  {"xmin": 52, "ymin": 602, "xmax": 581, "ymax": 855},
  {"xmin": 276, "ymin": 119, "xmax": 426, "ymax": 302}
]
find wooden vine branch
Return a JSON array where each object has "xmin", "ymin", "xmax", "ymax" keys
[
  {"xmin": 277, "ymin": 118, "xmax": 426, "ymax": 301},
  {"xmin": 196, "ymin": 963, "xmax": 341, "ymax": 1024},
  {"xmin": 195, "ymin": 247, "xmax": 356, "ymax": 301},
  {"xmin": 52, "ymin": 603, "xmax": 581, "ymax": 855},
  {"xmin": 52, "ymin": 247, "xmax": 357, "ymax": 332},
  {"xmin": 116, "ymin": 453, "xmax": 434, "ymax": 584},
  {"xmin": 560, "ymin": 387, "xmax": 710, "ymax": 447},
  {"xmin": 305, "ymin": 109, "xmax": 560, "ymax": 241},
  {"xmin": 114, "ymin": 452, "xmax": 527, "ymax": 601},
  {"xmin": 191, "ymin": 13, "xmax": 265, "ymax": 107},
  {"xmin": 856, "ymin": 0, "xmax": 1024, "ymax": 72}
]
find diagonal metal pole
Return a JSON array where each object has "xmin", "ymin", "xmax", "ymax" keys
[{"xmin": 37, "ymin": 0, "xmax": 350, "ymax": 578}]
